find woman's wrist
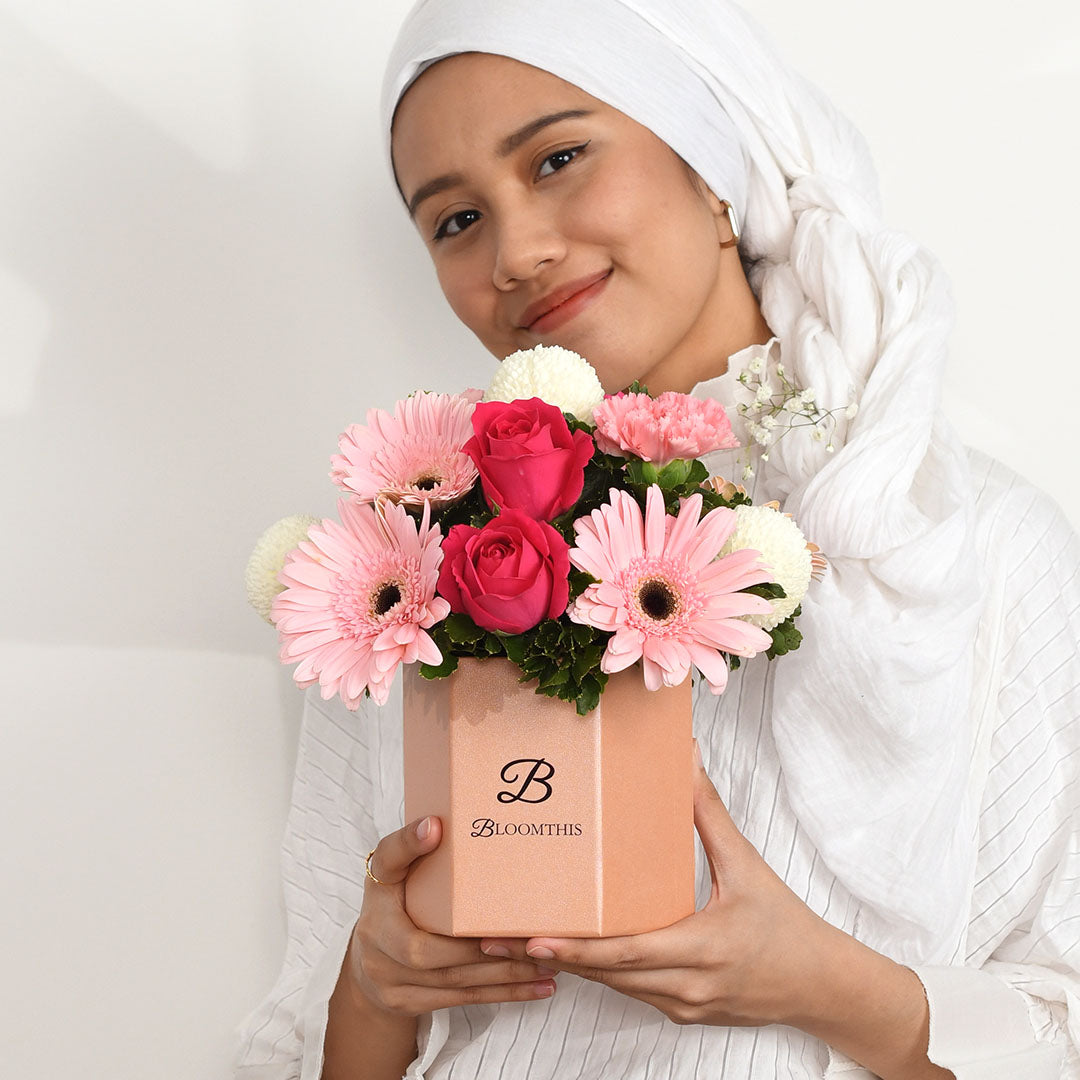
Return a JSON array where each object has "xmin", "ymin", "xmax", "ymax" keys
[
  {"xmin": 323, "ymin": 932, "xmax": 420, "ymax": 1080},
  {"xmin": 787, "ymin": 919, "xmax": 952, "ymax": 1079}
]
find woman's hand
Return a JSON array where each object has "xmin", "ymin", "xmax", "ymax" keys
[
  {"xmin": 343, "ymin": 815, "xmax": 558, "ymax": 1017},
  {"xmin": 480, "ymin": 742, "xmax": 829, "ymax": 1027},
  {"xmin": 479, "ymin": 743, "xmax": 951, "ymax": 1079}
]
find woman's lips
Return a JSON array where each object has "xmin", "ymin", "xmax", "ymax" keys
[{"xmin": 522, "ymin": 270, "xmax": 612, "ymax": 334}]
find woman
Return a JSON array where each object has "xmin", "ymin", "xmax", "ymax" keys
[{"xmin": 233, "ymin": 1, "xmax": 1080, "ymax": 1077}]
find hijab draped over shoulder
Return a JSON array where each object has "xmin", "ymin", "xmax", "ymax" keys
[{"xmin": 382, "ymin": 0, "xmax": 983, "ymax": 965}]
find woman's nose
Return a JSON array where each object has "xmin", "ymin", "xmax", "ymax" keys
[{"xmin": 491, "ymin": 203, "xmax": 567, "ymax": 289}]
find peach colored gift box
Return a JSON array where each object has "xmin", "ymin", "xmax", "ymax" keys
[{"xmin": 403, "ymin": 657, "xmax": 695, "ymax": 938}]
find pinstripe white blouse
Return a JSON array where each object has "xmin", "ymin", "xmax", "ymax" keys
[{"xmin": 233, "ymin": 450, "xmax": 1080, "ymax": 1080}]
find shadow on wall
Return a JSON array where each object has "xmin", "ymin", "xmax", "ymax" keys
[{"xmin": 0, "ymin": 5, "xmax": 491, "ymax": 659}]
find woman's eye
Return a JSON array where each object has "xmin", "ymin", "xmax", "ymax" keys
[
  {"xmin": 536, "ymin": 141, "xmax": 590, "ymax": 180},
  {"xmin": 434, "ymin": 208, "xmax": 481, "ymax": 241}
]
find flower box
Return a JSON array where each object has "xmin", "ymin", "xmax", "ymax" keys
[
  {"xmin": 250, "ymin": 344, "xmax": 819, "ymax": 937},
  {"xmin": 402, "ymin": 657, "xmax": 695, "ymax": 938}
]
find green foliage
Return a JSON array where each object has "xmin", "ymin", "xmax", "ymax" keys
[
  {"xmin": 411, "ymin": 401, "xmax": 807, "ymax": 711},
  {"xmin": 568, "ymin": 568, "xmax": 599, "ymax": 603},
  {"xmin": 743, "ymin": 582, "xmax": 787, "ymax": 601},
  {"xmin": 766, "ymin": 606, "xmax": 803, "ymax": 659},
  {"xmin": 621, "ymin": 457, "xmax": 719, "ymax": 514},
  {"xmin": 551, "ymin": 449, "xmax": 628, "ymax": 540},
  {"xmin": 513, "ymin": 617, "xmax": 611, "ymax": 715},
  {"xmin": 432, "ymin": 482, "xmax": 491, "ymax": 532},
  {"xmin": 623, "ymin": 380, "xmax": 652, "ymax": 396},
  {"xmin": 419, "ymin": 652, "xmax": 458, "ymax": 679},
  {"xmin": 697, "ymin": 484, "xmax": 752, "ymax": 514},
  {"xmin": 418, "ymin": 609, "xmax": 612, "ymax": 715}
]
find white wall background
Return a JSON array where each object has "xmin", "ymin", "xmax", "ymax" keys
[{"xmin": 1, "ymin": 1, "xmax": 1076, "ymax": 1076}]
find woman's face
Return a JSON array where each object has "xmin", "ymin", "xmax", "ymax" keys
[{"xmin": 391, "ymin": 53, "xmax": 750, "ymax": 393}]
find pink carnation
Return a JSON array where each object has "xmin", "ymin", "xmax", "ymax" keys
[
  {"xmin": 592, "ymin": 391, "xmax": 738, "ymax": 466},
  {"xmin": 271, "ymin": 498, "xmax": 449, "ymax": 708}
]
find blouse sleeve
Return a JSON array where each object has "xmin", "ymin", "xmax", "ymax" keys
[
  {"xmin": 911, "ymin": 459, "xmax": 1080, "ymax": 1078},
  {"xmin": 231, "ymin": 688, "xmax": 386, "ymax": 1080}
]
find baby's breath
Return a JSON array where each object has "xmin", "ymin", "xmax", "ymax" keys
[{"xmin": 735, "ymin": 353, "xmax": 857, "ymax": 473}]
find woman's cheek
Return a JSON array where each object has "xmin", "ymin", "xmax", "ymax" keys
[{"xmin": 435, "ymin": 254, "xmax": 508, "ymax": 354}]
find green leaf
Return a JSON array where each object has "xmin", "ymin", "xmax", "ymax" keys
[
  {"xmin": 444, "ymin": 613, "xmax": 485, "ymax": 645},
  {"xmin": 572, "ymin": 646, "xmax": 603, "ymax": 683},
  {"xmin": 564, "ymin": 414, "xmax": 596, "ymax": 434},
  {"xmin": 625, "ymin": 460, "xmax": 661, "ymax": 486},
  {"xmin": 766, "ymin": 618, "xmax": 803, "ymax": 659},
  {"xmin": 571, "ymin": 620, "xmax": 594, "ymax": 645},
  {"xmin": 743, "ymin": 582, "xmax": 787, "ymax": 601},
  {"xmin": 538, "ymin": 666, "xmax": 570, "ymax": 690},
  {"xmin": 686, "ymin": 459, "xmax": 709, "ymax": 486},
  {"xmin": 568, "ymin": 569, "xmax": 598, "ymax": 603},
  {"xmin": 655, "ymin": 458, "xmax": 694, "ymax": 489},
  {"xmin": 432, "ymin": 482, "xmax": 491, "ymax": 532},
  {"xmin": 419, "ymin": 653, "xmax": 459, "ymax": 679},
  {"xmin": 521, "ymin": 656, "xmax": 547, "ymax": 677},
  {"xmin": 501, "ymin": 634, "xmax": 526, "ymax": 664},
  {"xmin": 574, "ymin": 673, "xmax": 606, "ymax": 715},
  {"xmin": 623, "ymin": 379, "xmax": 652, "ymax": 397}
]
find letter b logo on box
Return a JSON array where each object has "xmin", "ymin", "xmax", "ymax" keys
[{"xmin": 498, "ymin": 758, "xmax": 555, "ymax": 804}]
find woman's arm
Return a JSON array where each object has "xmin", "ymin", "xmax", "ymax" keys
[
  {"xmin": 323, "ymin": 934, "xmax": 419, "ymax": 1080},
  {"xmin": 323, "ymin": 816, "xmax": 556, "ymax": 1080},
  {"xmin": 793, "ymin": 927, "xmax": 948, "ymax": 1079},
  {"xmin": 481, "ymin": 749, "xmax": 950, "ymax": 1079}
]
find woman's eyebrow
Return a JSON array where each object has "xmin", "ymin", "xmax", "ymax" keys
[
  {"xmin": 407, "ymin": 108, "xmax": 594, "ymax": 219},
  {"xmin": 497, "ymin": 108, "xmax": 594, "ymax": 156}
]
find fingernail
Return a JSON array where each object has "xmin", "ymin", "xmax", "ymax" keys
[
  {"xmin": 536, "ymin": 981, "xmax": 555, "ymax": 998},
  {"xmin": 534, "ymin": 966, "xmax": 556, "ymax": 977},
  {"xmin": 483, "ymin": 944, "xmax": 510, "ymax": 957},
  {"xmin": 527, "ymin": 946, "xmax": 555, "ymax": 960},
  {"xmin": 416, "ymin": 816, "xmax": 431, "ymax": 840},
  {"xmin": 692, "ymin": 738, "xmax": 703, "ymax": 770}
]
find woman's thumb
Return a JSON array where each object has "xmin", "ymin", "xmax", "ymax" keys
[
  {"xmin": 368, "ymin": 816, "xmax": 442, "ymax": 887},
  {"xmin": 692, "ymin": 740, "xmax": 740, "ymax": 877}
]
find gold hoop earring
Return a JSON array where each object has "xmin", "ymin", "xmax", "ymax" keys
[{"xmin": 719, "ymin": 201, "xmax": 741, "ymax": 249}]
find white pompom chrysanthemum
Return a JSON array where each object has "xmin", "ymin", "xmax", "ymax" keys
[
  {"xmin": 245, "ymin": 514, "xmax": 320, "ymax": 624},
  {"xmin": 484, "ymin": 345, "xmax": 606, "ymax": 422},
  {"xmin": 720, "ymin": 505, "xmax": 812, "ymax": 630}
]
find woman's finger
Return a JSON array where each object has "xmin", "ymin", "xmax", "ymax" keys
[
  {"xmin": 393, "ymin": 978, "xmax": 556, "ymax": 1015},
  {"xmin": 381, "ymin": 955, "xmax": 558, "ymax": 989},
  {"xmin": 483, "ymin": 910, "xmax": 702, "ymax": 972},
  {"xmin": 366, "ymin": 815, "xmax": 442, "ymax": 887},
  {"xmin": 358, "ymin": 910, "xmax": 494, "ymax": 973},
  {"xmin": 692, "ymin": 739, "xmax": 747, "ymax": 883}
]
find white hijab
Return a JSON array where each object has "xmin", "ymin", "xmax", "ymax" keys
[{"xmin": 382, "ymin": 0, "xmax": 983, "ymax": 965}]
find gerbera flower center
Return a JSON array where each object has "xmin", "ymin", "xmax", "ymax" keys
[
  {"xmin": 371, "ymin": 581, "xmax": 403, "ymax": 616},
  {"xmin": 412, "ymin": 474, "xmax": 441, "ymax": 491},
  {"xmin": 638, "ymin": 578, "xmax": 680, "ymax": 622}
]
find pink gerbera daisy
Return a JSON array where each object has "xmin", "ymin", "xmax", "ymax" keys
[
  {"xmin": 568, "ymin": 486, "xmax": 775, "ymax": 694},
  {"xmin": 592, "ymin": 391, "xmax": 738, "ymax": 466},
  {"xmin": 270, "ymin": 498, "xmax": 449, "ymax": 708},
  {"xmin": 330, "ymin": 390, "xmax": 481, "ymax": 508}
]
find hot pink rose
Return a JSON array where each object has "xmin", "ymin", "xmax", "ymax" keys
[
  {"xmin": 437, "ymin": 511, "xmax": 571, "ymax": 634},
  {"xmin": 464, "ymin": 398, "xmax": 595, "ymax": 521}
]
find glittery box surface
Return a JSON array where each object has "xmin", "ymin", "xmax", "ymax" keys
[{"xmin": 402, "ymin": 657, "xmax": 695, "ymax": 938}]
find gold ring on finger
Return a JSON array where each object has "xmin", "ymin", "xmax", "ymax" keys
[{"xmin": 364, "ymin": 847, "xmax": 389, "ymax": 886}]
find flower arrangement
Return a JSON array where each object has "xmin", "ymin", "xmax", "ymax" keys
[{"xmin": 247, "ymin": 346, "xmax": 820, "ymax": 715}]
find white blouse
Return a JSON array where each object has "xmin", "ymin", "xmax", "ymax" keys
[{"xmin": 233, "ymin": 356, "xmax": 1080, "ymax": 1079}]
